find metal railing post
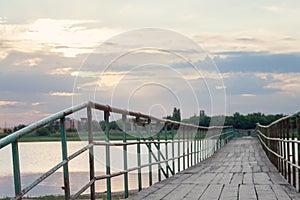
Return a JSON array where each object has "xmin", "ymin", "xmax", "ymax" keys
[
  {"xmin": 187, "ymin": 128, "xmax": 190, "ymax": 168},
  {"xmin": 267, "ymin": 128, "xmax": 271, "ymax": 159},
  {"xmin": 87, "ymin": 106, "xmax": 95, "ymax": 200},
  {"xmin": 171, "ymin": 125, "xmax": 175, "ymax": 175},
  {"xmin": 183, "ymin": 127, "xmax": 186, "ymax": 170},
  {"xmin": 60, "ymin": 117, "xmax": 71, "ymax": 200},
  {"xmin": 283, "ymin": 121, "xmax": 287, "ymax": 179},
  {"xmin": 291, "ymin": 118, "xmax": 296, "ymax": 188},
  {"xmin": 157, "ymin": 129, "xmax": 161, "ymax": 181},
  {"xmin": 199, "ymin": 130, "xmax": 203, "ymax": 162},
  {"xmin": 296, "ymin": 115, "xmax": 300, "ymax": 192},
  {"xmin": 286, "ymin": 119, "xmax": 291, "ymax": 184},
  {"xmin": 104, "ymin": 111, "xmax": 111, "ymax": 200},
  {"xmin": 122, "ymin": 114, "xmax": 129, "ymax": 198},
  {"xmin": 137, "ymin": 125, "xmax": 142, "ymax": 191},
  {"xmin": 193, "ymin": 130, "xmax": 196, "ymax": 166},
  {"xmin": 12, "ymin": 141, "xmax": 21, "ymax": 198},
  {"xmin": 164, "ymin": 125, "xmax": 169, "ymax": 178},
  {"xmin": 177, "ymin": 128, "xmax": 181, "ymax": 172},
  {"xmin": 147, "ymin": 124, "xmax": 153, "ymax": 186}
]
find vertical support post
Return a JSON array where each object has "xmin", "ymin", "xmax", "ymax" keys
[
  {"xmin": 171, "ymin": 125, "xmax": 175, "ymax": 175},
  {"xmin": 87, "ymin": 106, "xmax": 95, "ymax": 200},
  {"xmin": 137, "ymin": 125, "xmax": 142, "ymax": 191},
  {"xmin": 104, "ymin": 111, "xmax": 111, "ymax": 200},
  {"xmin": 177, "ymin": 127, "xmax": 181, "ymax": 172},
  {"xmin": 219, "ymin": 130, "xmax": 222, "ymax": 149},
  {"xmin": 183, "ymin": 127, "xmax": 186, "ymax": 170},
  {"xmin": 187, "ymin": 128, "xmax": 190, "ymax": 168},
  {"xmin": 196, "ymin": 129, "xmax": 199, "ymax": 164},
  {"xmin": 164, "ymin": 125, "xmax": 169, "ymax": 178},
  {"xmin": 157, "ymin": 129, "xmax": 161, "ymax": 181},
  {"xmin": 286, "ymin": 119, "xmax": 291, "ymax": 184},
  {"xmin": 279, "ymin": 122, "xmax": 283, "ymax": 175},
  {"xmin": 194, "ymin": 130, "xmax": 196, "ymax": 166},
  {"xmin": 283, "ymin": 121, "xmax": 287, "ymax": 179},
  {"xmin": 267, "ymin": 128, "xmax": 271, "ymax": 159},
  {"xmin": 60, "ymin": 117, "xmax": 71, "ymax": 200},
  {"xmin": 291, "ymin": 118, "xmax": 296, "ymax": 188},
  {"xmin": 204, "ymin": 131, "xmax": 207, "ymax": 159},
  {"xmin": 122, "ymin": 114, "xmax": 129, "ymax": 198},
  {"xmin": 147, "ymin": 124, "xmax": 153, "ymax": 186},
  {"xmin": 225, "ymin": 128, "xmax": 228, "ymax": 144},
  {"xmin": 199, "ymin": 130, "xmax": 202, "ymax": 161},
  {"xmin": 276, "ymin": 124, "xmax": 280, "ymax": 172},
  {"xmin": 297, "ymin": 116, "xmax": 300, "ymax": 192},
  {"xmin": 12, "ymin": 141, "xmax": 21, "ymax": 198}
]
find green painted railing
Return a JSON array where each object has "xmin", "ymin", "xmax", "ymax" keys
[
  {"xmin": 0, "ymin": 101, "xmax": 235, "ymax": 199},
  {"xmin": 255, "ymin": 111, "xmax": 300, "ymax": 191}
]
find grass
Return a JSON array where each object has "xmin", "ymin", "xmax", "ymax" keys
[
  {"xmin": 0, "ymin": 190, "xmax": 138, "ymax": 200},
  {"xmin": 0, "ymin": 130, "xmax": 186, "ymax": 142},
  {"xmin": 0, "ymin": 128, "xmax": 235, "ymax": 143}
]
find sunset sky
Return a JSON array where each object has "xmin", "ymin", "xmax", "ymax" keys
[{"xmin": 0, "ymin": 0, "xmax": 300, "ymax": 127}]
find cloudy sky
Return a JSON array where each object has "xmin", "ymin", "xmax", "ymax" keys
[{"xmin": 0, "ymin": 0, "xmax": 300, "ymax": 127}]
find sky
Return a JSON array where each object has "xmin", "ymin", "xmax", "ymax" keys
[{"xmin": 0, "ymin": 0, "xmax": 300, "ymax": 127}]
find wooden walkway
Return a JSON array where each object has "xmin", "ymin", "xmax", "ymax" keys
[{"xmin": 129, "ymin": 137, "xmax": 300, "ymax": 200}]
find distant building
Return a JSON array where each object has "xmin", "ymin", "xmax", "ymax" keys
[
  {"xmin": 65, "ymin": 118, "xmax": 78, "ymax": 129},
  {"xmin": 200, "ymin": 110, "xmax": 205, "ymax": 117},
  {"xmin": 80, "ymin": 118, "xmax": 88, "ymax": 123}
]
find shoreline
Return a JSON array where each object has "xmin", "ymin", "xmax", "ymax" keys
[{"xmin": 0, "ymin": 190, "xmax": 139, "ymax": 200}]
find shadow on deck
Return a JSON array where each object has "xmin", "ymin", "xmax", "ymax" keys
[{"xmin": 129, "ymin": 137, "xmax": 300, "ymax": 200}]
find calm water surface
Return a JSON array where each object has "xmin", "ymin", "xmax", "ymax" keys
[{"xmin": 0, "ymin": 140, "xmax": 215, "ymax": 197}]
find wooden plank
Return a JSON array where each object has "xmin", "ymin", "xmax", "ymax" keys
[
  {"xmin": 243, "ymin": 173, "xmax": 253, "ymax": 184},
  {"xmin": 268, "ymin": 172, "xmax": 288, "ymax": 185},
  {"xmin": 231, "ymin": 165, "xmax": 242, "ymax": 173},
  {"xmin": 183, "ymin": 173, "xmax": 216, "ymax": 184},
  {"xmin": 230, "ymin": 173, "xmax": 243, "ymax": 185},
  {"xmin": 219, "ymin": 185, "xmax": 238, "ymax": 200},
  {"xmin": 239, "ymin": 185, "xmax": 257, "ymax": 200},
  {"xmin": 163, "ymin": 183, "xmax": 195, "ymax": 200},
  {"xmin": 143, "ymin": 184, "xmax": 178, "ymax": 200},
  {"xmin": 253, "ymin": 172, "xmax": 272, "ymax": 184},
  {"xmin": 211, "ymin": 173, "xmax": 224, "ymax": 184},
  {"xmin": 271, "ymin": 184, "xmax": 291, "ymax": 200},
  {"xmin": 183, "ymin": 184, "xmax": 208, "ymax": 200},
  {"xmin": 255, "ymin": 185, "xmax": 277, "ymax": 200},
  {"xmin": 219, "ymin": 173, "xmax": 233, "ymax": 184},
  {"xmin": 199, "ymin": 184, "xmax": 223, "ymax": 200}
]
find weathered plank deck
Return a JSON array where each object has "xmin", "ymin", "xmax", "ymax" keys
[{"xmin": 129, "ymin": 137, "xmax": 300, "ymax": 200}]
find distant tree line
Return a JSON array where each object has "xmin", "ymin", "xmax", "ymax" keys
[
  {"xmin": 1, "ymin": 110, "xmax": 286, "ymax": 136},
  {"xmin": 182, "ymin": 112, "xmax": 285, "ymax": 129}
]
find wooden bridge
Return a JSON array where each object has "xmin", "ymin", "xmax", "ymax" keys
[
  {"xmin": 129, "ymin": 137, "xmax": 300, "ymax": 200},
  {"xmin": 0, "ymin": 101, "xmax": 300, "ymax": 199}
]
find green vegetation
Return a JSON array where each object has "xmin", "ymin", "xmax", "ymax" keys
[
  {"xmin": 0, "ymin": 108, "xmax": 285, "ymax": 142},
  {"xmin": 0, "ymin": 190, "xmax": 137, "ymax": 200},
  {"xmin": 182, "ymin": 112, "xmax": 285, "ymax": 130}
]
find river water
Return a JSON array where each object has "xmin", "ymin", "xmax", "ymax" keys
[{"xmin": 0, "ymin": 140, "xmax": 216, "ymax": 198}]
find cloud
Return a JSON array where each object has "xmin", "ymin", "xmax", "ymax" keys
[
  {"xmin": 193, "ymin": 31, "xmax": 300, "ymax": 55},
  {"xmin": 49, "ymin": 67, "xmax": 73, "ymax": 75},
  {"xmin": 264, "ymin": 73, "xmax": 300, "ymax": 95},
  {"xmin": 13, "ymin": 57, "xmax": 42, "ymax": 67},
  {"xmin": 31, "ymin": 102, "xmax": 42, "ymax": 106},
  {"xmin": 241, "ymin": 94, "xmax": 256, "ymax": 97},
  {"xmin": 223, "ymin": 72, "xmax": 279, "ymax": 96},
  {"xmin": 214, "ymin": 52, "xmax": 300, "ymax": 73},
  {"xmin": 263, "ymin": 6, "xmax": 282, "ymax": 13},
  {"xmin": 0, "ymin": 18, "xmax": 123, "ymax": 58},
  {"xmin": 0, "ymin": 101, "xmax": 19, "ymax": 106},
  {"xmin": 49, "ymin": 92, "xmax": 74, "ymax": 97}
]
